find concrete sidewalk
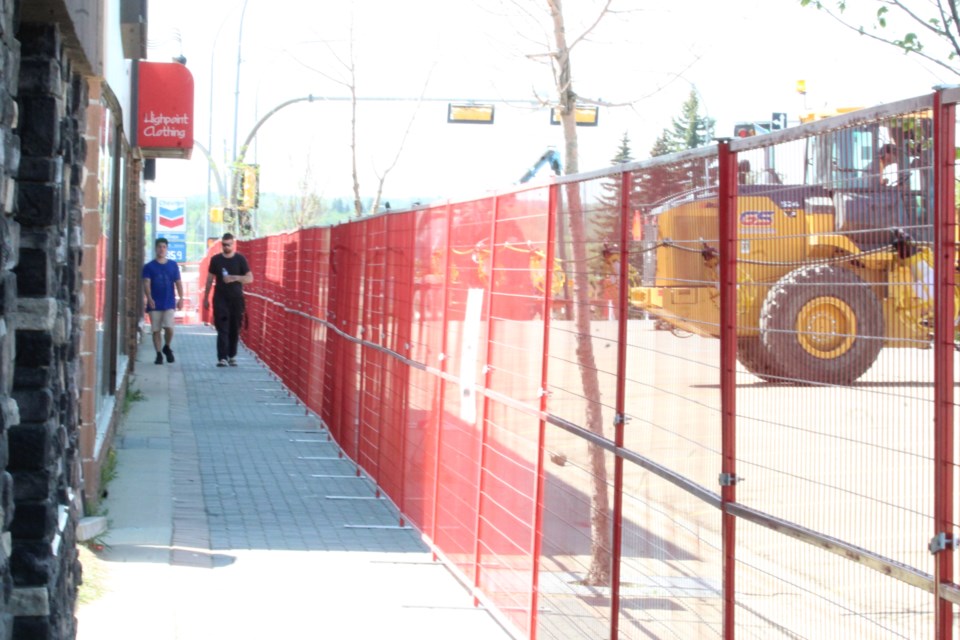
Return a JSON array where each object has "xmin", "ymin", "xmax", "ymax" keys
[{"xmin": 76, "ymin": 325, "xmax": 512, "ymax": 639}]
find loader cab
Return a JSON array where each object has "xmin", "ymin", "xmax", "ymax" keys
[
  {"xmin": 803, "ymin": 119, "xmax": 932, "ymax": 247},
  {"xmin": 804, "ymin": 123, "xmax": 892, "ymax": 190}
]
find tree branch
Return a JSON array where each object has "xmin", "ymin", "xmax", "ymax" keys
[
  {"xmin": 814, "ymin": 2, "xmax": 960, "ymax": 75},
  {"xmin": 928, "ymin": 0, "xmax": 960, "ymax": 61},
  {"xmin": 369, "ymin": 64, "xmax": 435, "ymax": 214},
  {"xmin": 568, "ymin": 0, "xmax": 615, "ymax": 51}
]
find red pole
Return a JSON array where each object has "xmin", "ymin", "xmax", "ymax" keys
[
  {"xmin": 360, "ymin": 222, "xmax": 372, "ymax": 481},
  {"xmin": 933, "ymin": 88, "xmax": 956, "ymax": 640},
  {"xmin": 430, "ymin": 204, "xmax": 454, "ymax": 548},
  {"xmin": 608, "ymin": 170, "xmax": 632, "ymax": 639},
  {"xmin": 529, "ymin": 183, "xmax": 559, "ymax": 639},
  {"xmin": 396, "ymin": 216, "xmax": 412, "ymax": 527},
  {"xmin": 473, "ymin": 195, "xmax": 500, "ymax": 606},
  {"xmin": 718, "ymin": 140, "xmax": 738, "ymax": 640}
]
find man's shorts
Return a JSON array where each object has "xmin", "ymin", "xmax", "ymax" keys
[{"xmin": 148, "ymin": 309, "xmax": 176, "ymax": 330}]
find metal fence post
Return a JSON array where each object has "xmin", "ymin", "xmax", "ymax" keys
[
  {"xmin": 933, "ymin": 87, "xmax": 956, "ymax": 640},
  {"xmin": 430, "ymin": 203, "xmax": 455, "ymax": 551},
  {"xmin": 530, "ymin": 183, "xmax": 559, "ymax": 639},
  {"xmin": 718, "ymin": 139, "xmax": 739, "ymax": 640},
  {"xmin": 472, "ymin": 195, "xmax": 500, "ymax": 606},
  {"xmin": 609, "ymin": 169, "xmax": 633, "ymax": 639}
]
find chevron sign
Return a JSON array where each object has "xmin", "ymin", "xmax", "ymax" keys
[{"xmin": 157, "ymin": 198, "xmax": 186, "ymax": 233}]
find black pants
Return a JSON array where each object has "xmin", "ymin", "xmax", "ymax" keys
[{"xmin": 213, "ymin": 297, "xmax": 244, "ymax": 361}]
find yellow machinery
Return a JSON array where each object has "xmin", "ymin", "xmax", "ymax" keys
[{"xmin": 631, "ymin": 109, "xmax": 955, "ymax": 384}]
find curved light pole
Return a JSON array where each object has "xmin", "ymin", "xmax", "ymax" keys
[
  {"xmin": 234, "ymin": 95, "xmax": 321, "ymax": 166},
  {"xmin": 193, "ymin": 140, "xmax": 227, "ymax": 205},
  {"xmin": 232, "ymin": 0, "xmax": 250, "ymax": 163},
  {"xmin": 206, "ymin": 6, "xmax": 238, "ymax": 241},
  {"xmin": 231, "ymin": 95, "xmax": 321, "ymax": 237}
]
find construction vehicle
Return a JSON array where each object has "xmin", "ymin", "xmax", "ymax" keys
[
  {"xmin": 519, "ymin": 148, "xmax": 562, "ymax": 183},
  {"xmin": 630, "ymin": 107, "xmax": 954, "ymax": 384}
]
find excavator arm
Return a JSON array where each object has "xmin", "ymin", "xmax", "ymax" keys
[{"xmin": 519, "ymin": 149, "xmax": 562, "ymax": 183}]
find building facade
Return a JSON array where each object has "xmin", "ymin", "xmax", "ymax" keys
[{"xmin": 0, "ymin": 0, "xmax": 152, "ymax": 637}]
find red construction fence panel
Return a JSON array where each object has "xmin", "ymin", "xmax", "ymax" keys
[{"xmin": 214, "ymin": 87, "xmax": 960, "ymax": 640}]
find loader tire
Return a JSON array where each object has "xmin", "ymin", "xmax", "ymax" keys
[
  {"xmin": 736, "ymin": 337, "xmax": 785, "ymax": 383},
  {"xmin": 760, "ymin": 265, "xmax": 884, "ymax": 385}
]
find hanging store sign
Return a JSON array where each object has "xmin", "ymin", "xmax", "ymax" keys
[{"xmin": 135, "ymin": 61, "xmax": 194, "ymax": 159}]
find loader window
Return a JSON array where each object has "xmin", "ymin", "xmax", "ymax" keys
[{"xmin": 834, "ymin": 129, "xmax": 875, "ymax": 181}]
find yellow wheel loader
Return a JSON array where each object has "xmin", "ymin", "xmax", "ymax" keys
[{"xmin": 631, "ymin": 111, "xmax": 955, "ymax": 385}]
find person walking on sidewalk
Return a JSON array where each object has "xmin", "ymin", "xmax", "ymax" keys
[
  {"xmin": 203, "ymin": 233, "xmax": 254, "ymax": 367},
  {"xmin": 142, "ymin": 237, "xmax": 184, "ymax": 365}
]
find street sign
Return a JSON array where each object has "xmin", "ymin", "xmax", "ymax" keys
[
  {"xmin": 447, "ymin": 103, "xmax": 495, "ymax": 124},
  {"xmin": 771, "ymin": 112, "xmax": 788, "ymax": 130},
  {"xmin": 550, "ymin": 105, "xmax": 599, "ymax": 126},
  {"xmin": 167, "ymin": 241, "xmax": 187, "ymax": 262},
  {"xmin": 160, "ymin": 232, "xmax": 185, "ymax": 243}
]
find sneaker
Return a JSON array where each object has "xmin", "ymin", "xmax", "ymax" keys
[
  {"xmin": 217, "ymin": 359, "xmax": 228, "ymax": 367},
  {"xmin": 163, "ymin": 345, "xmax": 175, "ymax": 363},
  {"xmin": 228, "ymin": 357, "xmax": 237, "ymax": 367},
  {"xmin": 155, "ymin": 352, "xmax": 164, "ymax": 365}
]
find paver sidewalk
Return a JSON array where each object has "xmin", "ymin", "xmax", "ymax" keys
[{"xmin": 76, "ymin": 326, "xmax": 512, "ymax": 639}]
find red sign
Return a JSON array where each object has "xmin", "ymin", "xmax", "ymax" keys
[{"xmin": 136, "ymin": 61, "xmax": 194, "ymax": 158}]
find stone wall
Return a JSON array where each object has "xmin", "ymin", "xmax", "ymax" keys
[
  {"xmin": 0, "ymin": 3, "xmax": 20, "ymax": 638},
  {"xmin": 9, "ymin": 17, "xmax": 84, "ymax": 640}
]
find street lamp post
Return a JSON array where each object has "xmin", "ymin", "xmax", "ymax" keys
[
  {"xmin": 232, "ymin": 0, "xmax": 250, "ymax": 169},
  {"xmin": 206, "ymin": 5, "xmax": 240, "ymax": 244},
  {"xmin": 225, "ymin": 0, "xmax": 251, "ymax": 236}
]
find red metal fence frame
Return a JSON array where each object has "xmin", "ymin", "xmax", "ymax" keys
[{"xmin": 209, "ymin": 87, "xmax": 960, "ymax": 640}]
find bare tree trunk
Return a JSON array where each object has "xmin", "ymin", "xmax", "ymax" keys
[
  {"xmin": 294, "ymin": 14, "xmax": 430, "ymax": 219},
  {"xmin": 547, "ymin": 0, "xmax": 611, "ymax": 587},
  {"xmin": 348, "ymin": 32, "xmax": 363, "ymax": 217}
]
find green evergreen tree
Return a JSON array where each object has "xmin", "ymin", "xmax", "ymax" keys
[
  {"xmin": 593, "ymin": 132, "xmax": 635, "ymax": 245},
  {"xmin": 649, "ymin": 131, "xmax": 673, "ymax": 157},
  {"xmin": 645, "ymin": 89, "xmax": 716, "ymax": 196},
  {"xmin": 611, "ymin": 132, "xmax": 634, "ymax": 165},
  {"xmin": 656, "ymin": 89, "xmax": 715, "ymax": 153}
]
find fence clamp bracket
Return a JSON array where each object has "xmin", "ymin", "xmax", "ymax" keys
[
  {"xmin": 929, "ymin": 532, "xmax": 959, "ymax": 554},
  {"xmin": 718, "ymin": 473, "xmax": 741, "ymax": 487},
  {"xmin": 613, "ymin": 413, "xmax": 629, "ymax": 427}
]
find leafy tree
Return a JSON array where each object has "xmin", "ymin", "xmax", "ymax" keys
[{"xmin": 800, "ymin": 0, "xmax": 960, "ymax": 76}]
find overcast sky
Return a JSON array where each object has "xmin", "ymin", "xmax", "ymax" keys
[{"xmin": 146, "ymin": 0, "xmax": 951, "ymax": 207}]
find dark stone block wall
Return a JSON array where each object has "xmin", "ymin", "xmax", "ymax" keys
[{"xmin": 7, "ymin": 13, "xmax": 85, "ymax": 640}]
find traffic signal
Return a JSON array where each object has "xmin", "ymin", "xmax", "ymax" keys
[
  {"xmin": 241, "ymin": 164, "xmax": 259, "ymax": 209},
  {"xmin": 733, "ymin": 121, "xmax": 772, "ymax": 138}
]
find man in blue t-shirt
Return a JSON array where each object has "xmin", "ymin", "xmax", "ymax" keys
[{"xmin": 142, "ymin": 238, "xmax": 184, "ymax": 365}]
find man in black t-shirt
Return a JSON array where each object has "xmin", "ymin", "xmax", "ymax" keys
[{"xmin": 203, "ymin": 233, "xmax": 254, "ymax": 367}]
